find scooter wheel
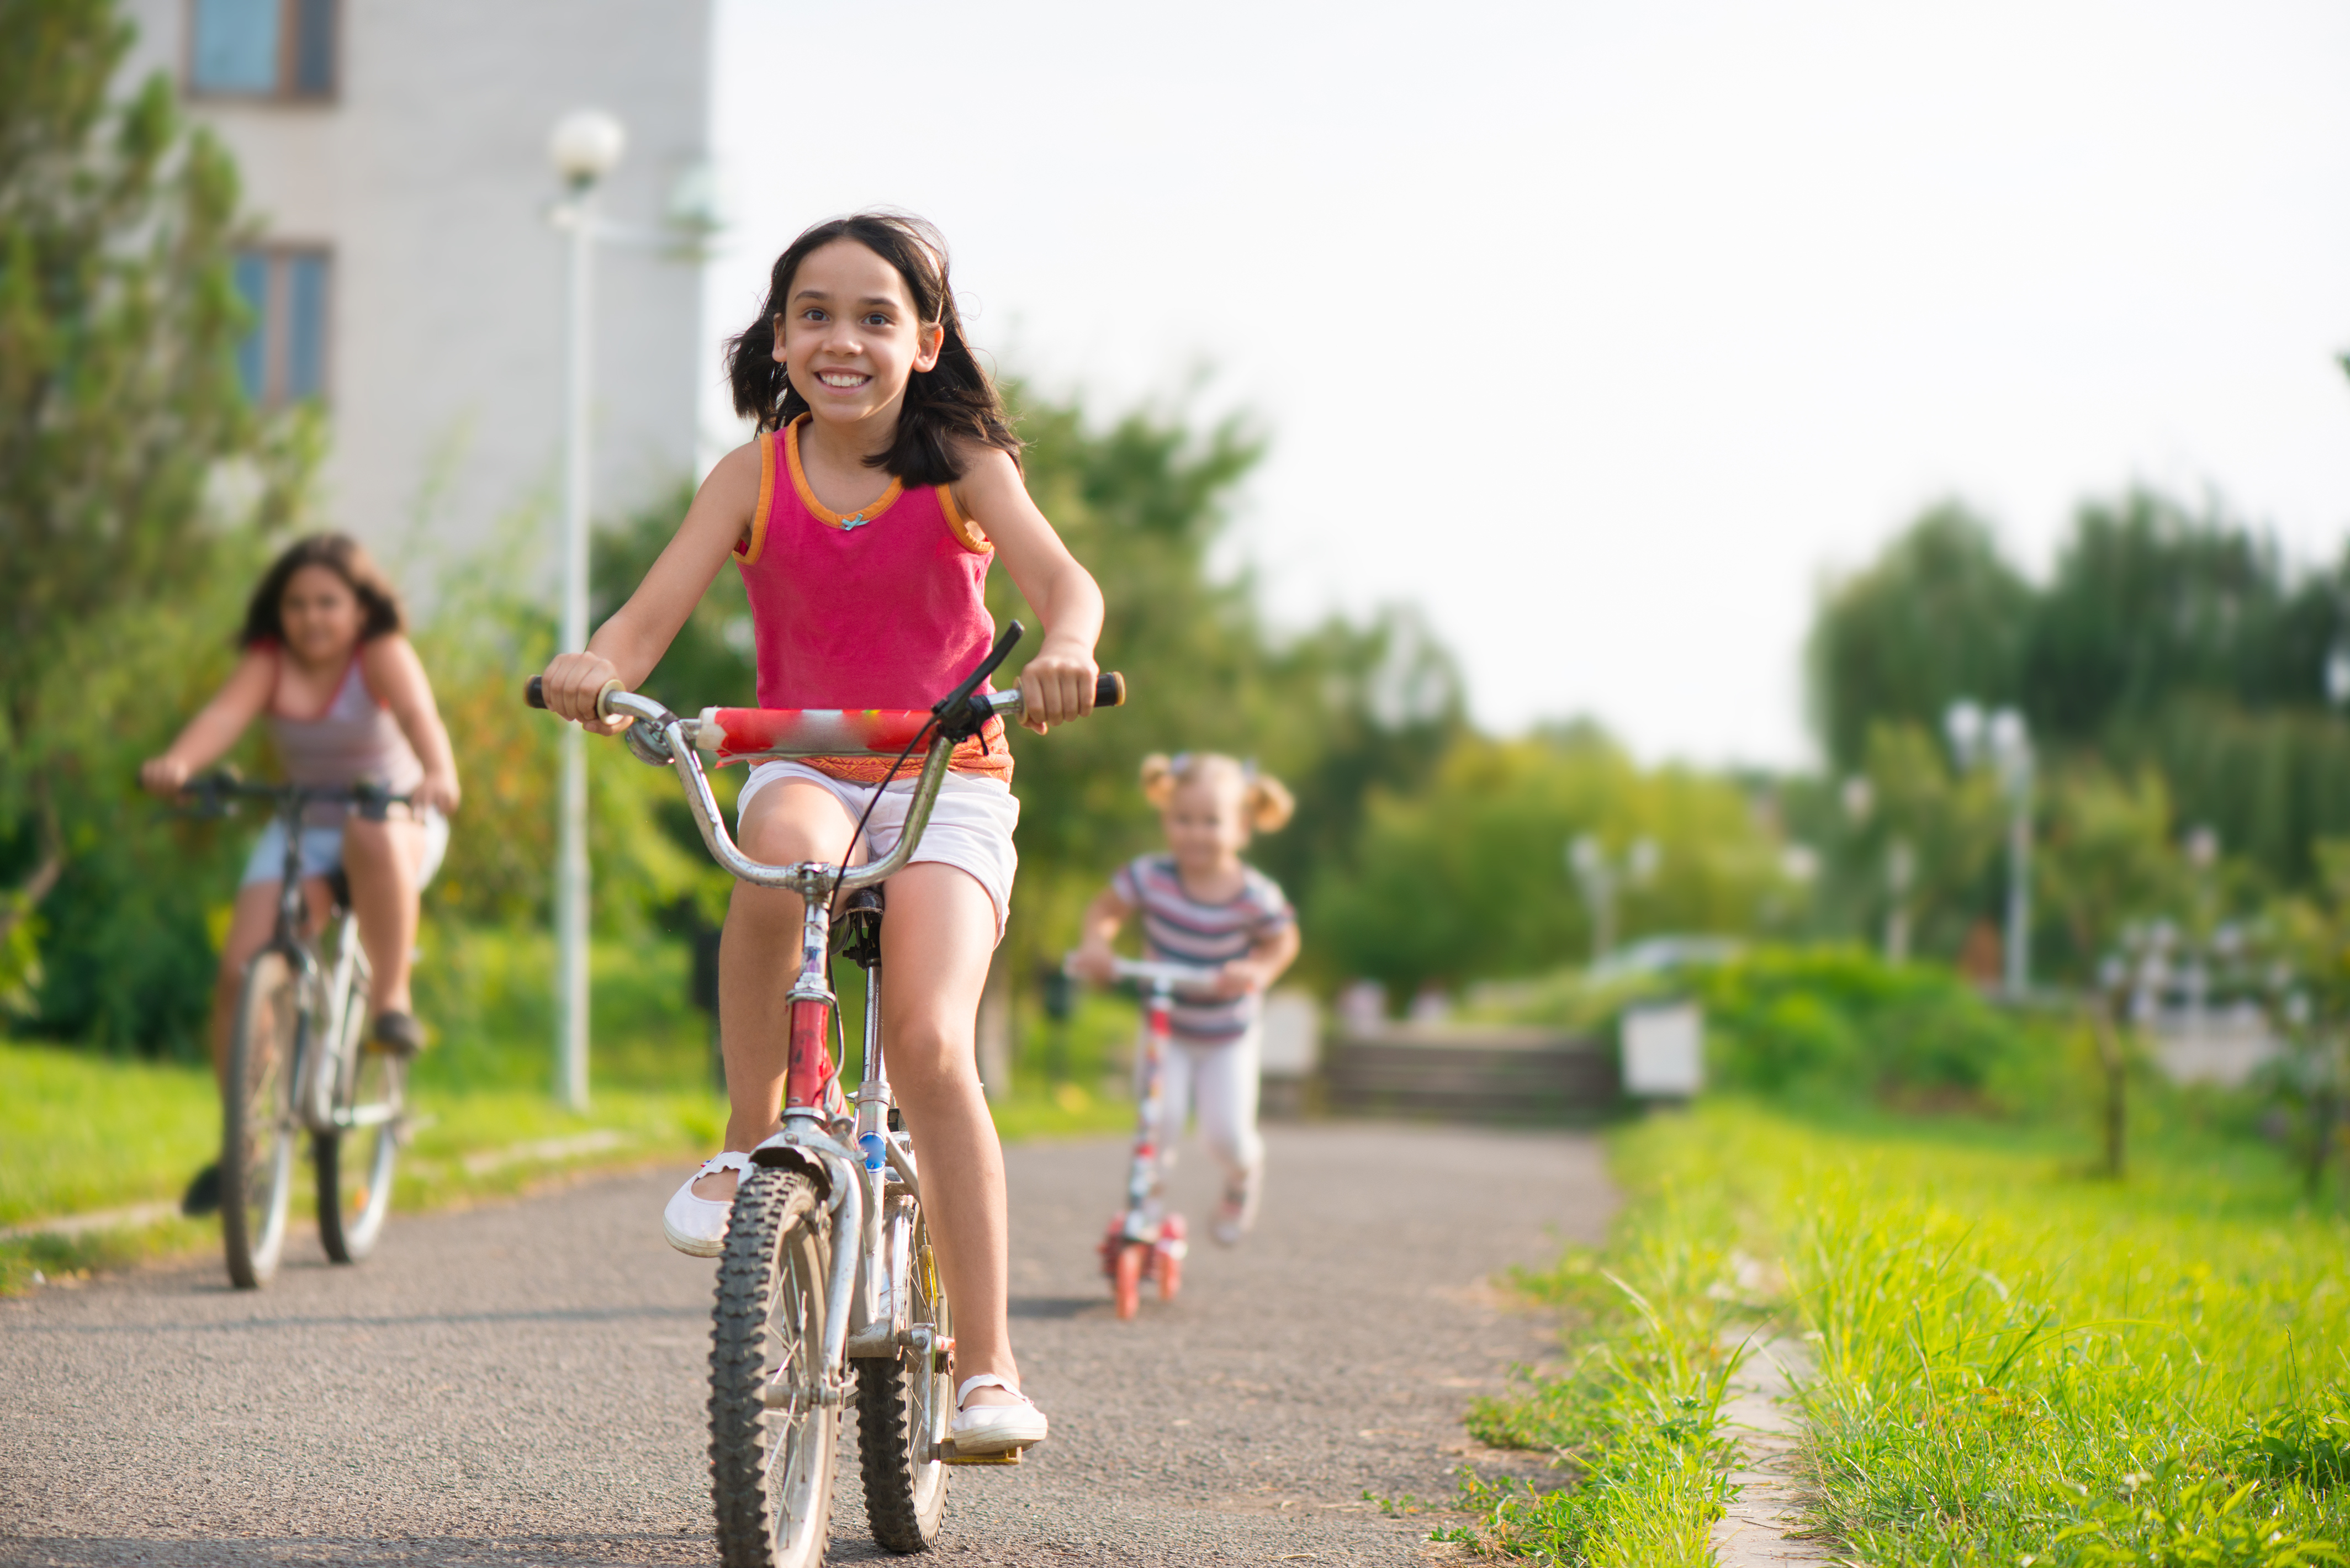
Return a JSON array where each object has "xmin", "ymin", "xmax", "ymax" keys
[
  {"xmin": 1113, "ymin": 1240, "xmax": 1145, "ymax": 1321},
  {"xmin": 1157, "ymin": 1247, "xmax": 1182, "ymax": 1302}
]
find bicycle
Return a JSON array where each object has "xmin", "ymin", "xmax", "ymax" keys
[
  {"xmin": 527, "ymin": 621, "xmax": 1123, "ymax": 1566},
  {"xmin": 174, "ymin": 774, "xmax": 414, "ymax": 1289},
  {"xmin": 1064, "ymin": 956, "xmax": 1216, "ymax": 1320}
]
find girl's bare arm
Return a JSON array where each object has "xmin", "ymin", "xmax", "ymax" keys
[
  {"xmin": 952, "ymin": 447, "xmax": 1105, "ymax": 734},
  {"xmin": 539, "ymin": 441, "xmax": 761, "ymax": 729},
  {"xmin": 1067, "ymin": 886, "xmax": 1135, "ymax": 982},
  {"xmin": 139, "ymin": 649, "xmax": 277, "ymax": 793},
  {"xmin": 362, "ymin": 634, "xmax": 462, "ymax": 814}
]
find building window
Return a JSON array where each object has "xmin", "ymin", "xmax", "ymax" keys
[
  {"xmin": 189, "ymin": 0, "xmax": 338, "ymax": 99},
  {"xmin": 232, "ymin": 247, "xmax": 332, "ymax": 406}
]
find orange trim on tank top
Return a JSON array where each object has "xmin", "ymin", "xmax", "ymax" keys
[
  {"xmin": 735, "ymin": 432, "xmax": 778, "ymax": 565},
  {"xmin": 937, "ymin": 482, "xmax": 992, "ymax": 554},
  {"xmin": 784, "ymin": 415, "xmax": 902, "ymax": 530}
]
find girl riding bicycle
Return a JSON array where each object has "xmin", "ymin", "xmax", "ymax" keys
[
  {"xmin": 140, "ymin": 534, "xmax": 461, "ymax": 1207},
  {"xmin": 1069, "ymin": 753, "xmax": 1298, "ymax": 1245},
  {"xmin": 538, "ymin": 211, "xmax": 1103, "ymax": 1456}
]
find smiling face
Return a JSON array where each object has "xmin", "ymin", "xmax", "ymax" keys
[
  {"xmin": 278, "ymin": 563, "xmax": 365, "ymax": 666},
  {"xmin": 772, "ymin": 238, "xmax": 944, "ymax": 436},
  {"xmin": 1163, "ymin": 774, "xmax": 1252, "ymax": 879}
]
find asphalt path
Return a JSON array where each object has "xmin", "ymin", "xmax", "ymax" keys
[{"xmin": 2, "ymin": 1122, "xmax": 1611, "ymax": 1566}]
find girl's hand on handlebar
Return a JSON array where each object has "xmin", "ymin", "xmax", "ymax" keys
[
  {"xmin": 412, "ymin": 769, "xmax": 462, "ymax": 815},
  {"xmin": 140, "ymin": 755, "xmax": 192, "ymax": 797},
  {"xmin": 1016, "ymin": 639, "xmax": 1099, "ymax": 735},
  {"xmin": 1067, "ymin": 943, "xmax": 1118, "ymax": 985},
  {"xmin": 1214, "ymin": 958, "xmax": 1273, "ymax": 999},
  {"xmin": 540, "ymin": 651, "xmax": 631, "ymax": 734}
]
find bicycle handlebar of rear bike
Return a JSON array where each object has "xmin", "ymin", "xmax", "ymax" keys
[
  {"xmin": 523, "ymin": 621, "xmax": 1125, "ymax": 898},
  {"xmin": 173, "ymin": 772, "xmax": 416, "ymax": 822},
  {"xmin": 1065, "ymin": 954, "xmax": 1223, "ymax": 995}
]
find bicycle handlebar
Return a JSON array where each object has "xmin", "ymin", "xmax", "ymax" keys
[
  {"xmin": 521, "ymin": 670, "xmax": 1129, "ymax": 733},
  {"xmin": 1065, "ymin": 954, "xmax": 1223, "ymax": 995},
  {"xmin": 171, "ymin": 772, "xmax": 415, "ymax": 821},
  {"xmin": 521, "ymin": 638, "xmax": 1127, "ymax": 897}
]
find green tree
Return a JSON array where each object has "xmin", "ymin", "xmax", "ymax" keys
[
  {"xmin": 1308, "ymin": 726, "xmax": 1787, "ymax": 1000},
  {"xmin": 1808, "ymin": 505, "xmax": 2033, "ymax": 772},
  {"xmin": 0, "ymin": 0, "xmax": 309, "ymax": 1050},
  {"xmin": 2036, "ymin": 764, "xmax": 2185, "ymax": 1175}
]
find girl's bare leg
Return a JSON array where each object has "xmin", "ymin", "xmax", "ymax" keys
[
  {"xmin": 698, "ymin": 780, "xmax": 856, "ymax": 1201},
  {"xmin": 340, "ymin": 815, "xmax": 425, "ymax": 1016},
  {"xmin": 875, "ymin": 861, "xmax": 1020, "ymax": 1408}
]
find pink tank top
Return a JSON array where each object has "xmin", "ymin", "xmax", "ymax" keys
[
  {"xmin": 266, "ymin": 647, "xmax": 424, "ymax": 823},
  {"xmin": 734, "ymin": 417, "xmax": 1011, "ymax": 785}
]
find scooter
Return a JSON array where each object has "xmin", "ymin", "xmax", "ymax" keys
[{"xmin": 1066, "ymin": 955, "xmax": 1217, "ymax": 1320}]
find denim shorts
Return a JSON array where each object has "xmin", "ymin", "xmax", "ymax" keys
[{"xmin": 240, "ymin": 809, "xmax": 449, "ymax": 891}]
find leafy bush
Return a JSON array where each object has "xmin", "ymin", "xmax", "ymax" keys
[{"xmin": 1695, "ymin": 945, "xmax": 2058, "ymax": 1110}]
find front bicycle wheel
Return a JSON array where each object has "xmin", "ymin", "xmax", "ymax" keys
[
  {"xmin": 221, "ymin": 949, "xmax": 303, "ymax": 1289},
  {"xmin": 858, "ymin": 1195, "xmax": 952, "ymax": 1552},
  {"xmin": 710, "ymin": 1167, "xmax": 838, "ymax": 1568},
  {"xmin": 316, "ymin": 1003, "xmax": 402, "ymax": 1263}
]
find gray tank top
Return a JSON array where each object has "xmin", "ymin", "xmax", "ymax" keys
[{"xmin": 268, "ymin": 651, "xmax": 423, "ymax": 824}]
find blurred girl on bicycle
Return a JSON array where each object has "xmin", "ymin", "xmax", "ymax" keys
[
  {"xmin": 1070, "ymin": 753, "xmax": 1299, "ymax": 1245},
  {"xmin": 537, "ymin": 212, "xmax": 1104, "ymax": 1454},
  {"xmin": 141, "ymin": 535, "xmax": 462, "ymax": 1196}
]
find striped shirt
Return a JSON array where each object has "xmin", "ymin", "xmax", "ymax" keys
[{"xmin": 1111, "ymin": 854, "xmax": 1295, "ymax": 1043}]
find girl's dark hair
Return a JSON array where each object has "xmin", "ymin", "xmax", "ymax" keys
[
  {"xmin": 726, "ymin": 211, "xmax": 1021, "ymax": 488},
  {"xmin": 240, "ymin": 533, "xmax": 405, "ymax": 648}
]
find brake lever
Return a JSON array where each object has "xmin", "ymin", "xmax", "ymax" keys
[{"xmin": 930, "ymin": 619, "xmax": 1025, "ymax": 742}]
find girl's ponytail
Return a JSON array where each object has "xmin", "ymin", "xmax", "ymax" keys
[
  {"xmin": 1140, "ymin": 752, "xmax": 1294, "ymax": 834},
  {"xmin": 1244, "ymin": 774, "xmax": 1295, "ymax": 834},
  {"xmin": 1139, "ymin": 753, "xmax": 1178, "ymax": 809},
  {"xmin": 726, "ymin": 212, "xmax": 1021, "ymax": 488}
]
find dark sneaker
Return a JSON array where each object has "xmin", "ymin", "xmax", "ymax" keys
[
  {"xmin": 181, "ymin": 1162, "xmax": 222, "ymax": 1217},
  {"xmin": 369, "ymin": 1010, "xmax": 424, "ymax": 1057}
]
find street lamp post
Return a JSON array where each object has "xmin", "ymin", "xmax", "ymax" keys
[
  {"xmin": 547, "ymin": 109, "xmax": 626, "ymax": 1111},
  {"xmin": 1569, "ymin": 835, "xmax": 1658, "ymax": 965},
  {"xmin": 1945, "ymin": 700, "xmax": 2034, "ymax": 998}
]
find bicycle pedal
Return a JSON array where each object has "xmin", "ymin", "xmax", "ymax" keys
[{"xmin": 935, "ymin": 1441, "xmax": 1025, "ymax": 1465}]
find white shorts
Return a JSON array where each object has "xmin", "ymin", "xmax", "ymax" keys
[
  {"xmin": 240, "ymin": 809, "xmax": 449, "ymax": 891},
  {"xmin": 737, "ymin": 762, "xmax": 1019, "ymax": 944}
]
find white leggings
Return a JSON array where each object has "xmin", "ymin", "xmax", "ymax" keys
[{"xmin": 1149, "ymin": 1024, "xmax": 1264, "ymax": 1195}]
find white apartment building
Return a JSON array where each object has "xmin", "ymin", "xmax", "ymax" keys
[{"xmin": 119, "ymin": 0, "xmax": 714, "ymax": 582}]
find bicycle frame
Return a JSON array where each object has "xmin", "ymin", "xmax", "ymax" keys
[
  {"xmin": 215, "ymin": 779, "xmax": 410, "ymax": 1140},
  {"xmin": 589, "ymin": 681, "xmax": 1031, "ymax": 1410}
]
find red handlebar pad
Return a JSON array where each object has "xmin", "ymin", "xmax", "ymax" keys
[{"xmin": 698, "ymin": 708, "xmax": 939, "ymax": 766}]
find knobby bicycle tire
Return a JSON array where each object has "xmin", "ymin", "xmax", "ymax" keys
[
  {"xmin": 316, "ymin": 939, "xmax": 400, "ymax": 1263},
  {"xmin": 856, "ymin": 1196, "xmax": 951, "ymax": 1553},
  {"xmin": 710, "ymin": 1167, "xmax": 836, "ymax": 1568},
  {"xmin": 221, "ymin": 948, "xmax": 303, "ymax": 1289}
]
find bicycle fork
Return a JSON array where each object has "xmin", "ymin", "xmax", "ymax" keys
[{"xmin": 756, "ymin": 887, "xmax": 939, "ymax": 1403}]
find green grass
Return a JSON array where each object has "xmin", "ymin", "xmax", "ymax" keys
[
  {"xmin": 1469, "ymin": 1101, "xmax": 2350, "ymax": 1566},
  {"xmin": 1442, "ymin": 1122, "xmax": 1757, "ymax": 1565},
  {"xmin": 0, "ymin": 1044, "xmax": 219, "ymax": 1226},
  {"xmin": 1746, "ymin": 1102, "xmax": 2350, "ymax": 1566}
]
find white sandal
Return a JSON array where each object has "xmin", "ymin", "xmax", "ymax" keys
[
  {"xmin": 949, "ymin": 1373, "xmax": 1049, "ymax": 1454},
  {"xmin": 662, "ymin": 1151, "xmax": 751, "ymax": 1257}
]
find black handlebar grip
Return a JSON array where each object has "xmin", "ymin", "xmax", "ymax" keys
[
  {"xmin": 1095, "ymin": 672, "xmax": 1126, "ymax": 708},
  {"xmin": 526, "ymin": 676, "xmax": 547, "ymax": 709}
]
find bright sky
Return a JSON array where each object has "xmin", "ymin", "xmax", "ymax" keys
[{"xmin": 703, "ymin": 0, "xmax": 2350, "ymax": 769}]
